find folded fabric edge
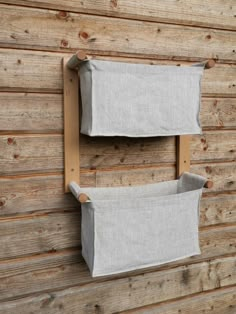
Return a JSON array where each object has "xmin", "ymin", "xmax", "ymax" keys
[{"xmin": 91, "ymin": 249, "xmax": 201, "ymax": 278}]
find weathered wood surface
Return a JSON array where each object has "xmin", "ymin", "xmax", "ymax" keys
[
  {"xmin": 122, "ymin": 286, "xmax": 236, "ymax": 314},
  {"xmin": 1, "ymin": 0, "xmax": 236, "ymax": 31},
  {"xmin": 0, "ymin": 0, "xmax": 235, "ymax": 311},
  {"xmin": 0, "ymin": 5, "xmax": 235, "ymax": 62},
  {"xmin": 200, "ymin": 97, "xmax": 236, "ymax": 130},
  {"xmin": 0, "ymin": 50, "xmax": 62, "ymax": 93},
  {"xmin": 92, "ymin": 162, "xmax": 236, "ymax": 193},
  {"xmin": 0, "ymin": 174, "xmax": 77, "ymax": 215},
  {"xmin": 0, "ymin": 93, "xmax": 235, "ymax": 131},
  {"xmin": 191, "ymin": 131, "xmax": 236, "ymax": 163},
  {"xmin": 200, "ymin": 194, "xmax": 236, "ymax": 226},
  {"xmin": 0, "ymin": 248, "xmax": 80, "ymax": 279},
  {"xmin": 0, "ymin": 134, "xmax": 63, "ymax": 174},
  {"xmin": 0, "ymin": 249, "xmax": 86, "ymax": 301},
  {"xmin": 1, "ymin": 49, "xmax": 236, "ymax": 96},
  {"xmin": 0, "ymin": 132, "xmax": 235, "ymax": 174},
  {"xmin": 0, "ymin": 211, "xmax": 81, "ymax": 259},
  {"xmin": 0, "ymin": 255, "xmax": 235, "ymax": 313},
  {"xmin": 0, "ymin": 93, "xmax": 63, "ymax": 132},
  {"xmin": 1, "ymin": 174, "xmax": 235, "ymax": 223},
  {"xmin": 0, "ymin": 204, "xmax": 235, "ymax": 260},
  {"xmin": 0, "ymin": 244, "xmax": 236, "ymax": 304}
]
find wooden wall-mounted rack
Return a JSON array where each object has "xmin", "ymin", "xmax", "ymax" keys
[{"xmin": 63, "ymin": 51, "xmax": 214, "ymax": 196}]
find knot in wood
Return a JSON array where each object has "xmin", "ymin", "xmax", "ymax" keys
[{"xmin": 79, "ymin": 31, "xmax": 89, "ymax": 40}]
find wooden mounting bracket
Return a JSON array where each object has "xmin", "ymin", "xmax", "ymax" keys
[
  {"xmin": 63, "ymin": 57, "xmax": 80, "ymax": 192},
  {"xmin": 176, "ymin": 135, "xmax": 213, "ymax": 188}
]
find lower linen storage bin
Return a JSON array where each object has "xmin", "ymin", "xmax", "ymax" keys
[{"xmin": 77, "ymin": 172, "xmax": 207, "ymax": 277}]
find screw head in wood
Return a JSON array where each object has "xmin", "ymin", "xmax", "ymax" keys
[
  {"xmin": 204, "ymin": 180, "xmax": 213, "ymax": 189},
  {"xmin": 205, "ymin": 59, "xmax": 215, "ymax": 69}
]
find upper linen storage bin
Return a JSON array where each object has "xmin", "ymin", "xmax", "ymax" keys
[{"xmin": 79, "ymin": 60, "xmax": 204, "ymax": 137}]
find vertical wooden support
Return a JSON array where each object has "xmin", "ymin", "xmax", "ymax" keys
[
  {"xmin": 176, "ymin": 135, "xmax": 191, "ymax": 177},
  {"xmin": 63, "ymin": 57, "xmax": 80, "ymax": 192}
]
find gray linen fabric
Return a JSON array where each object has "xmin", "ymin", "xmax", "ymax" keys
[
  {"xmin": 79, "ymin": 60, "xmax": 204, "ymax": 137},
  {"xmin": 69, "ymin": 172, "xmax": 207, "ymax": 277}
]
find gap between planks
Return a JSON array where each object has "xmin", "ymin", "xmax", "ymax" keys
[
  {"xmin": 1, "ymin": 128, "xmax": 235, "ymax": 136},
  {"xmin": 1, "ymin": 45, "xmax": 236, "ymax": 64},
  {"xmin": 1, "ymin": 209, "xmax": 236, "ymax": 231},
  {"xmin": 0, "ymin": 44, "xmax": 236, "ymax": 65},
  {"xmin": 0, "ymin": 159, "xmax": 235, "ymax": 179}
]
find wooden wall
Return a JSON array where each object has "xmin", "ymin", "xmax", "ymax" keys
[{"xmin": 0, "ymin": 1, "xmax": 235, "ymax": 313}]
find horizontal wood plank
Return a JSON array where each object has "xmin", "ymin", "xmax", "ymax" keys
[
  {"xmin": 0, "ymin": 211, "xmax": 81, "ymax": 259},
  {"xmin": 0, "ymin": 93, "xmax": 63, "ymax": 132},
  {"xmin": 0, "ymin": 132, "xmax": 235, "ymax": 175},
  {"xmin": 1, "ymin": 0, "xmax": 235, "ymax": 31},
  {"xmin": 92, "ymin": 162, "xmax": 236, "ymax": 193},
  {"xmin": 1, "ymin": 174, "xmax": 235, "ymax": 225},
  {"xmin": 0, "ymin": 174, "xmax": 77, "ymax": 215},
  {"xmin": 122, "ymin": 285, "xmax": 236, "ymax": 314},
  {"xmin": 200, "ymin": 97, "xmax": 236, "ymax": 129},
  {"xmin": 191, "ymin": 162, "xmax": 236, "ymax": 193},
  {"xmin": 200, "ymin": 194, "xmax": 236, "ymax": 226},
  {"xmin": 1, "ymin": 49, "xmax": 235, "ymax": 96},
  {"xmin": 191, "ymin": 131, "xmax": 236, "ymax": 163},
  {"xmin": 0, "ymin": 49, "xmax": 62, "ymax": 93},
  {"xmin": 0, "ymin": 245, "xmax": 236, "ymax": 304},
  {"xmin": 0, "ymin": 93, "xmax": 235, "ymax": 132},
  {"xmin": 0, "ymin": 134, "xmax": 63, "ymax": 174},
  {"xmin": 0, "ymin": 204, "xmax": 235, "ymax": 260},
  {"xmin": 0, "ymin": 248, "xmax": 80, "ymax": 280},
  {"xmin": 0, "ymin": 255, "xmax": 235, "ymax": 313},
  {"xmin": 0, "ymin": 5, "xmax": 235, "ymax": 62}
]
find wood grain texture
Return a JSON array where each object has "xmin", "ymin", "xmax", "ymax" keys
[
  {"xmin": 190, "ymin": 162, "xmax": 236, "ymax": 193},
  {"xmin": 84, "ymin": 162, "xmax": 235, "ymax": 194},
  {"xmin": 0, "ymin": 255, "xmax": 235, "ymax": 313},
  {"xmin": 200, "ymin": 194, "xmax": 236, "ymax": 226},
  {"xmin": 0, "ymin": 203, "xmax": 235, "ymax": 260},
  {"xmin": 122, "ymin": 286, "xmax": 236, "ymax": 314},
  {"xmin": 0, "ymin": 5, "xmax": 235, "ymax": 62},
  {"xmin": 0, "ymin": 163, "xmax": 235, "ymax": 216},
  {"xmin": 0, "ymin": 93, "xmax": 63, "ymax": 132},
  {"xmin": 0, "ymin": 131, "xmax": 235, "ymax": 175},
  {"xmin": 0, "ymin": 49, "xmax": 63, "ymax": 93},
  {"xmin": 0, "ymin": 174, "xmax": 77, "ymax": 215},
  {"xmin": 191, "ymin": 131, "xmax": 236, "ymax": 163},
  {"xmin": 0, "ymin": 246, "xmax": 236, "ymax": 304},
  {"xmin": 0, "ymin": 249, "xmax": 87, "ymax": 301},
  {"xmin": 0, "ymin": 93, "xmax": 235, "ymax": 132},
  {"xmin": 1, "ymin": 49, "xmax": 235, "ymax": 96},
  {"xmin": 1, "ymin": 174, "xmax": 235, "ymax": 224},
  {"xmin": 1, "ymin": 0, "xmax": 236, "ymax": 31},
  {"xmin": 200, "ymin": 97, "xmax": 236, "ymax": 129},
  {"xmin": 86, "ymin": 162, "xmax": 236, "ymax": 193},
  {"xmin": 0, "ymin": 211, "xmax": 81, "ymax": 259},
  {"xmin": 0, "ymin": 134, "xmax": 63, "ymax": 175},
  {"xmin": 0, "ymin": 248, "xmax": 80, "ymax": 279}
]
